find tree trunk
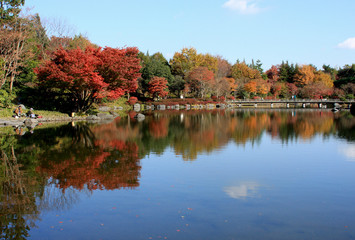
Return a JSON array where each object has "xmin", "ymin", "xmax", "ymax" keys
[{"xmin": 9, "ymin": 73, "xmax": 14, "ymax": 92}]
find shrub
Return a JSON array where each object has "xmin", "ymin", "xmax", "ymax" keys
[
  {"xmin": 0, "ymin": 89, "xmax": 15, "ymax": 108},
  {"xmin": 128, "ymin": 96, "xmax": 138, "ymax": 105}
]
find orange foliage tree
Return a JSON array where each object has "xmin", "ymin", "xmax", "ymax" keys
[
  {"xmin": 256, "ymin": 79, "xmax": 270, "ymax": 96},
  {"xmin": 244, "ymin": 81, "xmax": 257, "ymax": 96},
  {"xmin": 294, "ymin": 65, "xmax": 315, "ymax": 86},
  {"xmin": 186, "ymin": 66, "xmax": 215, "ymax": 98}
]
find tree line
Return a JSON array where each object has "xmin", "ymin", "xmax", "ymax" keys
[{"xmin": 1, "ymin": 1, "xmax": 354, "ymax": 113}]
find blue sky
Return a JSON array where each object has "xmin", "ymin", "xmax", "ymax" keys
[{"xmin": 24, "ymin": 0, "xmax": 355, "ymax": 70}]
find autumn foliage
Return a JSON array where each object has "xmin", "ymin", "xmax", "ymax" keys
[
  {"xmin": 36, "ymin": 46, "xmax": 141, "ymax": 112},
  {"xmin": 186, "ymin": 66, "xmax": 215, "ymax": 98},
  {"xmin": 148, "ymin": 76, "xmax": 169, "ymax": 99}
]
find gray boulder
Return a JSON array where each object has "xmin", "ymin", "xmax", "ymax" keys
[
  {"xmin": 157, "ymin": 105, "xmax": 166, "ymax": 110},
  {"xmin": 86, "ymin": 115, "xmax": 100, "ymax": 121},
  {"xmin": 98, "ymin": 106, "xmax": 111, "ymax": 112},
  {"xmin": 134, "ymin": 113, "xmax": 145, "ymax": 121},
  {"xmin": 114, "ymin": 106, "xmax": 124, "ymax": 111},
  {"xmin": 133, "ymin": 103, "xmax": 141, "ymax": 112},
  {"xmin": 24, "ymin": 118, "xmax": 38, "ymax": 126},
  {"xmin": 97, "ymin": 113, "xmax": 114, "ymax": 119}
]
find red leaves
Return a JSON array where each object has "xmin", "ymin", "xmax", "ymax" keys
[
  {"xmin": 97, "ymin": 47, "xmax": 141, "ymax": 98},
  {"xmin": 148, "ymin": 76, "xmax": 169, "ymax": 98},
  {"xmin": 36, "ymin": 46, "xmax": 141, "ymax": 111}
]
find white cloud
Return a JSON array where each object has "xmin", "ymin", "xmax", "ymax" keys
[
  {"xmin": 224, "ymin": 182, "xmax": 260, "ymax": 199},
  {"xmin": 338, "ymin": 37, "xmax": 355, "ymax": 49},
  {"xmin": 222, "ymin": 0, "xmax": 262, "ymax": 14}
]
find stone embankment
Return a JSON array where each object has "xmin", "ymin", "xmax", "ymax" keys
[
  {"xmin": 0, "ymin": 116, "xmax": 87, "ymax": 128},
  {"xmin": 0, "ymin": 105, "xmax": 125, "ymax": 128}
]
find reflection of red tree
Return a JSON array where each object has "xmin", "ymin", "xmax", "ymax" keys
[
  {"xmin": 37, "ymin": 120, "xmax": 141, "ymax": 192},
  {"xmin": 149, "ymin": 117, "xmax": 169, "ymax": 139},
  {"xmin": 37, "ymin": 143, "xmax": 140, "ymax": 191}
]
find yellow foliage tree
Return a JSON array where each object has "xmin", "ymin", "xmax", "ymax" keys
[
  {"xmin": 226, "ymin": 77, "xmax": 237, "ymax": 92},
  {"xmin": 169, "ymin": 48, "xmax": 218, "ymax": 77},
  {"xmin": 314, "ymin": 71, "xmax": 334, "ymax": 88},
  {"xmin": 200, "ymin": 53, "xmax": 218, "ymax": 73},
  {"xmin": 256, "ymin": 79, "xmax": 270, "ymax": 96},
  {"xmin": 231, "ymin": 62, "xmax": 261, "ymax": 82},
  {"xmin": 169, "ymin": 47, "xmax": 203, "ymax": 76},
  {"xmin": 293, "ymin": 65, "xmax": 315, "ymax": 86}
]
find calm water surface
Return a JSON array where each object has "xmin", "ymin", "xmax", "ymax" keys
[{"xmin": 1, "ymin": 109, "xmax": 355, "ymax": 240}]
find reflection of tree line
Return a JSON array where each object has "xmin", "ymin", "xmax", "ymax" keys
[
  {"xmin": 0, "ymin": 148, "xmax": 42, "ymax": 240},
  {"xmin": 131, "ymin": 110, "xmax": 354, "ymax": 160},
  {"xmin": 0, "ymin": 110, "xmax": 354, "ymax": 239},
  {"xmin": 35, "ymin": 123, "xmax": 141, "ymax": 191},
  {"xmin": 0, "ymin": 122, "xmax": 142, "ymax": 239}
]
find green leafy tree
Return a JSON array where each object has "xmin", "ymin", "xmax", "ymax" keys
[
  {"xmin": 169, "ymin": 75, "xmax": 185, "ymax": 97},
  {"xmin": 278, "ymin": 61, "xmax": 299, "ymax": 83},
  {"xmin": 249, "ymin": 59, "xmax": 266, "ymax": 79},
  {"xmin": 335, "ymin": 64, "xmax": 355, "ymax": 87},
  {"xmin": 0, "ymin": 0, "xmax": 24, "ymax": 24},
  {"xmin": 139, "ymin": 52, "xmax": 173, "ymax": 95},
  {"xmin": 322, "ymin": 64, "xmax": 337, "ymax": 81}
]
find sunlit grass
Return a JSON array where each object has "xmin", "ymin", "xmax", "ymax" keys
[{"xmin": 0, "ymin": 98, "xmax": 130, "ymax": 119}]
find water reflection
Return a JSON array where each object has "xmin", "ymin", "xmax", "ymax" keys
[
  {"xmin": 339, "ymin": 144, "xmax": 355, "ymax": 161},
  {"xmin": 224, "ymin": 182, "xmax": 261, "ymax": 199},
  {"xmin": 0, "ymin": 109, "xmax": 354, "ymax": 239}
]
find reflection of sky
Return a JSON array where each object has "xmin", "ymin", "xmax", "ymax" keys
[
  {"xmin": 339, "ymin": 144, "xmax": 355, "ymax": 161},
  {"xmin": 224, "ymin": 182, "xmax": 260, "ymax": 199}
]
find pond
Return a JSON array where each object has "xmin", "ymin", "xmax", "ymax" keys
[{"xmin": 1, "ymin": 109, "xmax": 355, "ymax": 240}]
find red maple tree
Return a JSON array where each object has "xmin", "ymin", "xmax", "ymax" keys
[
  {"xmin": 148, "ymin": 76, "xmax": 169, "ymax": 99},
  {"xmin": 35, "ymin": 46, "xmax": 141, "ymax": 112},
  {"xmin": 36, "ymin": 46, "xmax": 106, "ymax": 112},
  {"xmin": 97, "ymin": 47, "xmax": 141, "ymax": 99}
]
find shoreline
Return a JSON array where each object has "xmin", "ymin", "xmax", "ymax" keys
[
  {"xmin": 0, "ymin": 107, "xmax": 349, "ymax": 128},
  {"xmin": 0, "ymin": 116, "xmax": 87, "ymax": 128}
]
